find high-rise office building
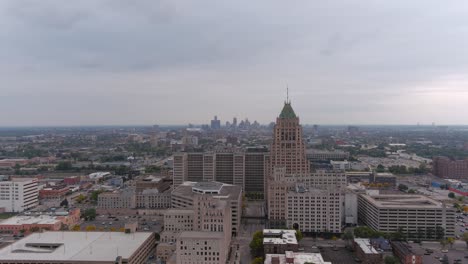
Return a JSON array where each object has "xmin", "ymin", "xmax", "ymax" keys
[
  {"xmin": 172, "ymin": 148, "xmax": 268, "ymax": 194},
  {"xmin": 267, "ymin": 100, "xmax": 310, "ymax": 226},
  {"xmin": 268, "ymin": 100, "xmax": 310, "ymax": 175},
  {"xmin": 210, "ymin": 116, "xmax": 221, "ymax": 130},
  {"xmin": 0, "ymin": 178, "xmax": 38, "ymax": 213}
]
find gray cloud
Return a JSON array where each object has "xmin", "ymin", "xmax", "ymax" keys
[{"xmin": 1, "ymin": 0, "xmax": 468, "ymax": 126}]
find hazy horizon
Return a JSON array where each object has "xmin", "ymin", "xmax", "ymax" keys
[{"xmin": 2, "ymin": 1, "xmax": 468, "ymax": 126}]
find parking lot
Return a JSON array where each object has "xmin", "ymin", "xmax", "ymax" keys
[
  {"xmin": 455, "ymin": 212, "xmax": 468, "ymax": 238},
  {"xmin": 410, "ymin": 241, "xmax": 468, "ymax": 264}
]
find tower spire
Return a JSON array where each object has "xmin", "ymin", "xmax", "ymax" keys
[{"xmin": 286, "ymin": 85, "xmax": 289, "ymax": 104}]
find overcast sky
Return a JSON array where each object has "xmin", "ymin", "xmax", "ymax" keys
[{"xmin": 1, "ymin": 0, "xmax": 468, "ymax": 126}]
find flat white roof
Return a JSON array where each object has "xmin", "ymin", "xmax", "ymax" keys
[
  {"xmin": 0, "ymin": 231, "xmax": 153, "ymax": 261},
  {"xmin": 264, "ymin": 251, "xmax": 331, "ymax": 264},
  {"xmin": 354, "ymin": 238, "xmax": 379, "ymax": 254},
  {"xmin": 0, "ymin": 215, "xmax": 60, "ymax": 226},
  {"xmin": 263, "ymin": 229, "xmax": 298, "ymax": 245}
]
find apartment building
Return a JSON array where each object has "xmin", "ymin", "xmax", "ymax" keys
[
  {"xmin": 0, "ymin": 178, "xmax": 38, "ymax": 213},
  {"xmin": 358, "ymin": 194, "xmax": 456, "ymax": 240}
]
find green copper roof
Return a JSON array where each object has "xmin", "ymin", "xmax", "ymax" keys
[{"xmin": 279, "ymin": 102, "xmax": 297, "ymax": 119}]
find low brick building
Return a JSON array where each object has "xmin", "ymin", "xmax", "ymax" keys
[
  {"xmin": 353, "ymin": 238, "xmax": 382, "ymax": 264},
  {"xmin": 391, "ymin": 241, "xmax": 423, "ymax": 264}
]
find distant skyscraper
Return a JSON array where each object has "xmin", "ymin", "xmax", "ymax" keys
[
  {"xmin": 210, "ymin": 115, "xmax": 221, "ymax": 130},
  {"xmin": 232, "ymin": 117, "xmax": 237, "ymax": 128}
]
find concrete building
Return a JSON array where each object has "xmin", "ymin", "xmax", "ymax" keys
[
  {"xmin": 135, "ymin": 175, "xmax": 171, "ymax": 194},
  {"xmin": 306, "ymin": 149, "xmax": 350, "ymax": 161},
  {"xmin": 176, "ymin": 232, "xmax": 227, "ymax": 264},
  {"xmin": 370, "ymin": 173, "xmax": 397, "ymax": 188},
  {"xmin": 158, "ymin": 195, "xmax": 232, "ymax": 264},
  {"xmin": 264, "ymin": 251, "xmax": 331, "ymax": 264},
  {"xmin": 171, "ymin": 181, "xmax": 242, "ymax": 236},
  {"xmin": 0, "ymin": 231, "xmax": 155, "ymax": 264},
  {"xmin": 353, "ymin": 238, "xmax": 382, "ymax": 264},
  {"xmin": 263, "ymin": 229, "xmax": 298, "ymax": 254},
  {"xmin": 97, "ymin": 189, "xmax": 136, "ymax": 209},
  {"xmin": 172, "ymin": 148, "xmax": 268, "ymax": 195},
  {"xmin": 433, "ymin": 156, "xmax": 468, "ymax": 179},
  {"xmin": 358, "ymin": 194, "xmax": 456, "ymax": 239},
  {"xmin": 0, "ymin": 178, "xmax": 38, "ymax": 213},
  {"xmin": 135, "ymin": 189, "xmax": 172, "ymax": 209},
  {"xmin": 267, "ymin": 167, "xmax": 345, "ymax": 229},
  {"xmin": 286, "ymin": 184, "xmax": 343, "ymax": 233}
]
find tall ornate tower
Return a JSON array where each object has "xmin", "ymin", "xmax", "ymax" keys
[
  {"xmin": 269, "ymin": 100, "xmax": 310, "ymax": 175},
  {"xmin": 267, "ymin": 98, "xmax": 310, "ymax": 226}
]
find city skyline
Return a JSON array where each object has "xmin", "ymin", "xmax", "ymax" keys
[{"xmin": 2, "ymin": 1, "xmax": 468, "ymax": 126}]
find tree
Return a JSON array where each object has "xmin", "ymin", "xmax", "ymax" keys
[
  {"xmin": 342, "ymin": 230, "xmax": 354, "ymax": 248},
  {"xmin": 384, "ymin": 256, "xmax": 398, "ymax": 264},
  {"xmin": 440, "ymin": 239, "xmax": 447, "ymax": 250},
  {"xmin": 436, "ymin": 226, "xmax": 445, "ymax": 240},
  {"xmin": 251, "ymin": 257, "xmax": 264, "ymax": 264},
  {"xmin": 155, "ymin": 233, "xmax": 160, "ymax": 241},
  {"xmin": 56, "ymin": 161, "xmax": 73, "ymax": 171},
  {"xmin": 249, "ymin": 231, "xmax": 264, "ymax": 258},
  {"xmin": 353, "ymin": 226, "xmax": 383, "ymax": 238},
  {"xmin": 295, "ymin": 229, "xmax": 304, "ymax": 241},
  {"xmin": 76, "ymin": 194, "xmax": 86, "ymax": 204},
  {"xmin": 60, "ymin": 198, "xmax": 69, "ymax": 207},
  {"xmin": 392, "ymin": 227, "xmax": 405, "ymax": 241},
  {"xmin": 462, "ymin": 232, "xmax": 468, "ymax": 249},
  {"xmin": 416, "ymin": 227, "xmax": 425, "ymax": 242},
  {"xmin": 72, "ymin": 225, "xmax": 81, "ymax": 231},
  {"xmin": 90, "ymin": 190, "xmax": 102, "ymax": 203},
  {"xmin": 426, "ymin": 227, "xmax": 435, "ymax": 240},
  {"xmin": 30, "ymin": 226, "xmax": 40, "ymax": 233},
  {"xmin": 448, "ymin": 192, "xmax": 455, "ymax": 199},
  {"xmin": 82, "ymin": 208, "xmax": 97, "ymax": 221},
  {"xmin": 447, "ymin": 237, "xmax": 455, "ymax": 248},
  {"xmin": 408, "ymin": 189, "xmax": 416, "ymax": 194},
  {"xmin": 398, "ymin": 184, "xmax": 408, "ymax": 192},
  {"xmin": 85, "ymin": 225, "xmax": 96, "ymax": 231},
  {"xmin": 376, "ymin": 164, "xmax": 385, "ymax": 173}
]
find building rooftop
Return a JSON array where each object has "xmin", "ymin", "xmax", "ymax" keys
[
  {"xmin": 264, "ymin": 251, "xmax": 331, "ymax": 264},
  {"xmin": 0, "ymin": 215, "xmax": 60, "ymax": 226},
  {"xmin": 360, "ymin": 194, "xmax": 446, "ymax": 209},
  {"xmin": 174, "ymin": 181, "xmax": 242, "ymax": 200},
  {"xmin": 279, "ymin": 102, "xmax": 297, "ymax": 119},
  {"xmin": 0, "ymin": 231, "xmax": 153, "ymax": 262},
  {"xmin": 354, "ymin": 238, "xmax": 380, "ymax": 254},
  {"xmin": 263, "ymin": 229, "xmax": 297, "ymax": 245}
]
